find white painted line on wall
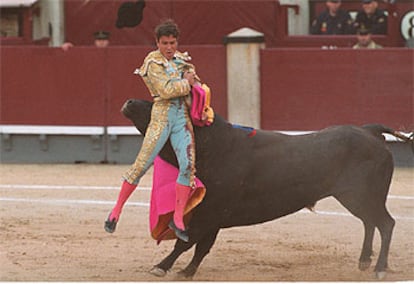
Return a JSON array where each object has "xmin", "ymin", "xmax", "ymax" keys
[
  {"xmin": 0, "ymin": 125, "xmax": 104, "ymax": 135},
  {"xmin": 1, "ymin": 125, "xmax": 411, "ymax": 142}
]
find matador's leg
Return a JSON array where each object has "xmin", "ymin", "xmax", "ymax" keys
[
  {"xmin": 168, "ymin": 101, "xmax": 196, "ymax": 242},
  {"xmin": 105, "ymin": 103, "xmax": 171, "ymax": 233}
]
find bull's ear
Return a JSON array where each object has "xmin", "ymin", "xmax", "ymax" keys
[{"xmin": 115, "ymin": 0, "xmax": 146, "ymax": 29}]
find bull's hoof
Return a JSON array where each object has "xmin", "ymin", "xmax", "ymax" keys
[
  {"xmin": 176, "ymin": 264, "xmax": 197, "ymax": 279},
  {"xmin": 376, "ymin": 271, "xmax": 387, "ymax": 280},
  {"xmin": 149, "ymin": 266, "xmax": 167, "ymax": 277},
  {"xmin": 358, "ymin": 260, "xmax": 372, "ymax": 271},
  {"xmin": 176, "ymin": 270, "xmax": 194, "ymax": 280}
]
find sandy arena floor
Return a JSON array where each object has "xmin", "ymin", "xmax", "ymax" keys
[{"xmin": 0, "ymin": 164, "xmax": 413, "ymax": 281}]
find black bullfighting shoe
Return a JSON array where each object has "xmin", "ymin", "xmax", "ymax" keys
[
  {"xmin": 104, "ymin": 214, "xmax": 118, "ymax": 233},
  {"xmin": 168, "ymin": 220, "xmax": 189, "ymax": 242}
]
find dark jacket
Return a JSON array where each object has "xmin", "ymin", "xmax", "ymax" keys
[
  {"xmin": 310, "ymin": 9, "xmax": 353, "ymax": 35},
  {"xmin": 353, "ymin": 9, "xmax": 388, "ymax": 35}
]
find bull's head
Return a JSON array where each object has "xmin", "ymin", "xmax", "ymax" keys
[
  {"xmin": 122, "ymin": 99, "xmax": 178, "ymax": 166},
  {"xmin": 121, "ymin": 99, "xmax": 152, "ymax": 135}
]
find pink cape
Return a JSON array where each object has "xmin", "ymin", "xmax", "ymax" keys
[
  {"xmin": 190, "ymin": 84, "xmax": 212, "ymax": 127},
  {"xmin": 150, "ymin": 156, "xmax": 206, "ymax": 243}
]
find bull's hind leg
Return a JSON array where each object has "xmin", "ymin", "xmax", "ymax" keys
[
  {"xmin": 374, "ymin": 208, "xmax": 395, "ymax": 279},
  {"xmin": 150, "ymin": 240, "xmax": 195, "ymax": 277},
  {"xmin": 178, "ymin": 228, "xmax": 220, "ymax": 278},
  {"xmin": 359, "ymin": 221, "xmax": 375, "ymax": 271},
  {"xmin": 335, "ymin": 190, "xmax": 395, "ymax": 279}
]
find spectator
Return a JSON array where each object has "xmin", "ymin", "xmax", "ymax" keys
[
  {"xmin": 92, "ymin": 30, "xmax": 110, "ymax": 48},
  {"xmin": 310, "ymin": 0, "xmax": 353, "ymax": 35},
  {"xmin": 353, "ymin": 26, "xmax": 382, "ymax": 49},
  {"xmin": 61, "ymin": 30, "xmax": 110, "ymax": 51},
  {"xmin": 353, "ymin": 0, "xmax": 387, "ymax": 35}
]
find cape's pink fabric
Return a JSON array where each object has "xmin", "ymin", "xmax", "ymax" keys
[
  {"xmin": 191, "ymin": 85, "xmax": 211, "ymax": 127},
  {"xmin": 150, "ymin": 156, "xmax": 205, "ymax": 233}
]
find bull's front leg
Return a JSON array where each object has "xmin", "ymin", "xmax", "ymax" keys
[{"xmin": 149, "ymin": 239, "xmax": 194, "ymax": 277}]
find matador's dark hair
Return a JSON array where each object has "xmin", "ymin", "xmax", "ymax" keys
[{"xmin": 155, "ymin": 19, "xmax": 180, "ymax": 41}]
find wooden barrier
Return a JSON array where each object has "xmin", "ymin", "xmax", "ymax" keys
[
  {"xmin": 0, "ymin": 47, "xmax": 412, "ymax": 130},
  {"xmin": 0, "ymin": 46, "xmax": 412, "ymax": 164},
  {"xmin": 260, "ymin": 48, "xmax": 413, "ymax": 131},
  {"xmin": 0, "ymin": 46, "xmax": 227, "ymax": 126}
]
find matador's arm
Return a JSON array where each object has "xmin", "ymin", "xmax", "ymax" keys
[{"xmin": 146, "ymin": 62, "xmax": 191, "ymax": 100}]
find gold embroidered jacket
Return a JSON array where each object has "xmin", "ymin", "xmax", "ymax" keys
[{"xmin": 134, "ymin": 50, "xmax": 195, "ymax": 100}]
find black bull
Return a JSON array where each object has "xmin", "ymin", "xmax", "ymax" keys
[{"xmin": 121, "ymin": 99, "xmax": 411, "ymax": 279}]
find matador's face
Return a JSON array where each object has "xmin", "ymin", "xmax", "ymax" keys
[{"xmin": 157, "ymin": 35, "xmax": 178, "ymax": 61}]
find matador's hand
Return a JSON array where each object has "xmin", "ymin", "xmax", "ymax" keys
[{"xmin": 183, "ymin": 70, "xmax": 196, "ymax": 86}]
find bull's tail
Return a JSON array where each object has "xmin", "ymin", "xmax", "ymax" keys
[{"xmin": 362, "ymin": 124, "xmax": 414, "ymax": 152}]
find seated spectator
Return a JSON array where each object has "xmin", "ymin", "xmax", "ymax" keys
[
  {"xmin": 310, "ymin": 0, "xmax": 353, "ymax": 35},
  {"xmin": 353, "ymin": 26, "xmax": 382, "ymax": 49},
  {"xmin": 61, "ymin": 30, "xmax": 110, "ymax": 51},
  {"xmin": 93, "ymin": 30, "xmax": 110, "ymax": 48},
  {"xmin": 353, "ymin": 0, "xmax": 387, "ymax": 35}
]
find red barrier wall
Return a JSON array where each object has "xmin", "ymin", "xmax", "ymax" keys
[
  {"xmin": 0, "ymin": 46, "xmax": 227, "ymax": 126},
  {"xmin": 260, "ymin": 48, "xmax": 413, "ymax": 131},
  {"xmin": 106, "ymin": 45, "xmax": 227, "ymax": 125},
  {"xmin": 1, "ymin": 47, "xmax": 412, "ymax": 132},
  {"xmin": 1, "ymin": 47, "xmax": 108, "ymax": 126}
]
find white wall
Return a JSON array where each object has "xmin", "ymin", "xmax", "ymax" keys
[
  {"xmin": 32, "ymin": 0, "xmax": 64, "ymax": 46},
  {"xmin": 279, "ymin": 0, "xmax": 310, "ymax": 35}
]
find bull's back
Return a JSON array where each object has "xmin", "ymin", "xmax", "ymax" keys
[
  {"xmin": 205, "ymin": 125, "xmax": 393, "ymax": 228},
  {"xmin": 254, "ymin": 125, "xmax": 392, "ymax": 170}
]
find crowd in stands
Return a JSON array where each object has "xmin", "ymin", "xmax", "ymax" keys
[
  {"xmin": 310, "ymin": 0, "xmax": 387, "ymax": 36},
  {"xmin": 60, "ymin": 0, "xmax": 388, "ymax": 50}
]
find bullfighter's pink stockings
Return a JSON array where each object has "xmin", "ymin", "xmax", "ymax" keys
[
  {"xmin": 104, "ymin": 180, "xmax": 137, "ymax": 233},
  {"xmin": 168, "ymin": 183, "xmax": 191, "ymax": 242}
]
